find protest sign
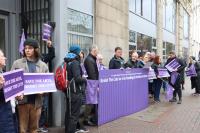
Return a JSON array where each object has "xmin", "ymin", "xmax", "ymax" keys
[
  {"xmin": 42, "ymin": 23, "xmax": 52, "ymax": 41},
  {"xmin": 86, "ymin": 80, "xmax": 99, "ymax": 104},
  {"xmin": 165, "ymin": 59, "xmax": 181, "ymax": 72},
  {"xmin": 24, "ymin": 73, "xmax": 57, "ymax": 95},
  {"xmin": 148, "ymin": 69, "xmax": 157, "ymax": 79},
  {"xmin": 185, "ymin": 64, "xmax": 197, "ymax": 77},
  {"xmin": 157, "ymin": 68, "xmax": 170, "ymax": 78},
  {"xmin": 3, "ymin": 69, "xmax": 24, "ymax": 102}
]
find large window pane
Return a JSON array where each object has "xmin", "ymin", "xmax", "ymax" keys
[
  {"xmin": 129, "ymin": 0, "xmax": 136, "ymax": 12},
  {"xmin": 67, "ymin": 8, "xmax": 93, "ymax": 35},
  {"xmin": 152, "ymin": 0, "xmax": 156, "ymax": 23},
  {"xmin": 137, "ymin": 33, "xmax": 152, "ymax": 55},
  {"xmin": 166, "ymin": 42, "xmax": 174, "ymax": 55},
  {"xmin": 164, "ymin": 0, "xmax": 175, "ymax": 32},
  {"xmin": 163, "ymin": 1, "xmax": 166, "ymax": 28},
  {"xmin": 143, "ymin": 0, "xmax": 152, "ymax": 20},
  {"xmin": 183, "ymin": 10, "xmax": 189, "ymax": 39},
  {"xmin": 129, "ymin": 30, "xmax": 136, "ymax": 43},
  {"xmin": 136, "ymin": 0, "xmax": 142, "ymax": 15},
  {"xmin": 68, "ymin": 34, "xmax": 93, "ymax": 54}
]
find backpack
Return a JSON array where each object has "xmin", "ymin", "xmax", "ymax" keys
[{"xmin": 55, "ymin": 62, "xmax": 69, "ymax": 92}]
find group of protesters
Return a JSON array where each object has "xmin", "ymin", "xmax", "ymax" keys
[{"xmin": 1, "ymin": 37, "xmax": 200, "ymax": 133}]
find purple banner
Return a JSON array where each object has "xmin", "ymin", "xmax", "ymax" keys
[
  {"xmin": 86, "ymin": 80, "xmax": 99, "ymax": 104},
  {"xmin": 24, "ymin": 73, "xmax": 57, "ymax": 95},
  {"xmin": 42, "ymin": 23, "xmax": 52, "ymax": 41},
  {"xmin": 3, "ymin": 69, "xmax": 24, "ymax": 102},
  {"xmin": 157, "ymin": 68, "xmax": 170, "ymax": 78},
  {"xmin": 165, "ymin": 83, "xmax": 174, "ymax": 100},
  {"xmin": 185, "ymin": 64, "xmax": 197, "ymax": 77},
  {"xmin": 148, "ymin": 69, "xmax": 157, "ymax": 79},
  {"xmin": 98, "ymin": 68, "xmax": 149, "ymax": 125},
  {"xmin": 165, "ymin": 59, "xmax": 181, "ymax": 72}
]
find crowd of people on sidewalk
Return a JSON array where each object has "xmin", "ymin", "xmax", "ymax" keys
[{"xmin": 1, "ymin": 36, "xmax": 200, "ymax": 133}]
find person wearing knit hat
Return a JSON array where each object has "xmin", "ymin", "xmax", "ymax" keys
[
  {"xmin": 69, "ymin": 45, "xmax": 81, "ymax": 55},
  {"xmin": 11, "ymin": 37, "xmax": 49, "ymax": 133},
  {"xmin": 64, "ymin": 44, "xmax": 88, "ymax": 133}
]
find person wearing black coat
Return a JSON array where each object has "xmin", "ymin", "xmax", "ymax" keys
[
  {"xmin": 64, "ymin": 45, "xmax": 88, "ymax": 133},
  {"xmin": 109, "ymin": 47, "xmax": 125, "ymax": 69},
  {"xmin": 124, "ymin": 51, "xmax": 144, "ymax": 68},
  {"xmin": 189, "ymin": 56, "xmax": 200, "ymax": 95},
  {"xmin": 166, "ymin": 52, "xmax": 186, "ymax": 104}
]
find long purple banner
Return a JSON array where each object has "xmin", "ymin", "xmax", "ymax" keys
[
  {"xmin": 98, "ymin": 68, "xmax": 149, "ymax": 125},
  {"xmin": 24, "ymin": 73, "xmax": 57, "ymax": 95},
  {"xmin": 3, "ymin": 69, "xmax": 24, "ymax": 102}
]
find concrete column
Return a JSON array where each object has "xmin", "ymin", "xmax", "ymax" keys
[
  {"xmin": 176, "ymin": 2, "xmax": 184, "ymax": 57},
  {"xmin": 156, "ymin": 0, "xmax": 163, "ymax": 58},
  {"xmin": 95, "ymin": 0, "xmax": 129, "ymax": 65}
]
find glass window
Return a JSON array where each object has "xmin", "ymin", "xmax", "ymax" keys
[
  {"xmin": 129, "ymin": 0, "xmax": 136, "ymax": 12},
  {"xmin": 165, "ymin": 0, "xmax": 173, "ymax": 32},
  {"xmin": 136, "ymin": 0, "xmax": 142, "ymax": 15},
  {"xmin": 163, "ymin": 1, "xmax": 166, "ymax": 28},
  {"xmin": 166, "ymin": 42, "xmax": 174, "ymax": 55},
  {"xmin": 143, "ymin": 0, "xmax": 152, "ymax": 20},
  {"xmin": 182, "ymin": 47, "xmax": 188, "ymax": 60},
  {"xmin": 137, "ymin": 33, "xmax": 152, "ymax": 55},
  {"xmin": 152, "ymin": 0, "xmax": 156, "ymax": 23},
  {"xmin": 67, "ymin": 8, "xmax": 93, "ymax": 35},
  {"xmin": 183, "ymin": 10, "xmax": 189, "ymax": 39},
  {"xmin": 68, "ymin": 34, "xmax": 93, "ymax": 54},
  {"xmin": 129, "ymin": 30, "xmax": 136, "ymax": 43}
]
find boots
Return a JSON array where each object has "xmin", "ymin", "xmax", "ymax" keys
[{"xmin": 169, "ymin": 97, "xmax": 177, "ymax": 102}]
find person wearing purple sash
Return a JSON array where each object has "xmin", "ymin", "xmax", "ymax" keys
[
  {"xmin": 166, "ymin": 52, "xmax": 186, "ymax": 104},
  {"xmin": 189, "ymin": 56, "xmax": 200, "ymax": 96}
]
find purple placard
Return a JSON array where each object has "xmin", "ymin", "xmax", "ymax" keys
[
  {"xmin": 170, "ymin": 72, "xmax": 179, "ymax": 85},
  {"xmin": 86, "ymin": 80, "xmax": 99, "ymax": 104},
  {"xmin": 2, "ymin": 69, "xmax": 24, "ymax": 102},
  {"xmin": 157, "ymin": 68, "xmax": 170, "ymax": 78},
  {"xmin": 165, "ymin": 83, "xmax": 174, "ymax": 100},
  {"xmin": 98, "ymin": 68, "xmax": 149, "ymax": 125},
  {"xmin": 42, "ymin": 23, "xmax": 52, "ymax": 41},
  {"xmin": 148, "ymin": 69, "xmax": 157, "ymax": 79},
  {"xmin": 24, "ymin": 73, "xmax": 57, "ymax": 95},
  {"xmin": 165, "ymin": 59, "xmax": 181, "ymax": 72},
  {"xmin": 185, "ymin": 64, "xmax": 197, "ymax": 77}
]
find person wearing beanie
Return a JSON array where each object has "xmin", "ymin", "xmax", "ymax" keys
[
  {"xmin": 64, "ymin": 45, "xmax": 89, "ymax": 133},
  {"xmin": 189, "ymin": 56, "xmax": 200, "ymax": 96},
  {"xmin": 11, "ymin": 38, "xmax": 49, "ymax": 133}
]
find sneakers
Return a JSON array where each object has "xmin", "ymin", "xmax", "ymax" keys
[
  {"xmin": 75, "ymin": 127, "xmax": 89, "ymax": 133},
  {"xmin": 37, "ymin": 127, "xmax": 48, "ymax": 133}
]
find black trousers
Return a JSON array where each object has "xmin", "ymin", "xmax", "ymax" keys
[
  {"xmin": 65, "ymin": 93, "xmax": 82, "ymax": 133},
  {"xmin": 172, "ymin": 74, "xmax": 182, "ymax": 100}
]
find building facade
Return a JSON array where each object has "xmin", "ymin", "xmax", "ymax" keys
[{"xmin": 0, "ymin": 0, "xmax": 194, "ymax": 126}]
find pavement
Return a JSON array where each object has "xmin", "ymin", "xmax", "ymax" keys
[{"xmin": 48, "ymin": 77, "xmax": 200, "ymax": 133}]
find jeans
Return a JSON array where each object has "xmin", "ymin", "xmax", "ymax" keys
[
  {"xmin": 0, "ymin": 102, "xmax": 16, "ymax": 133},
  {"xmin": 153, "ymin": 79, "xmax": 163, "ymax": 101},
  {"xmin": 39, "ymin": 95, "xmax": 49, "ymax": 127}
]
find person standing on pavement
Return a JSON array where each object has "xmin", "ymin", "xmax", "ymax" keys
[
  {"xmin": 151, "ymin": 56, "xmax": 163, "ymax": 103},
  {"xmin": 84, "ymin": 45, "xmax": 99, "ymax": 126},
  {"xmin": 38, "ymin": 39, "xmax": 55, "ymax": 133},
  {"xmin": 0, "ymin": 49, "xmax": 17, "ymax": 133},
  {"xmin": 188, "ymin": 56, "xmax": 200, "ymax": 96},
  {"xmin": 124, "ymin": 51, "xmax": 144, "ymax": 68},
  {"xmin": 64, "ymin": 45, "xmax": 88, "ymax": 133},
  {"xmin": 109, "ymin": 47, "xmax": 125, "ymax": 69},
  {"xmin": 167, "ymin": 52, "xmax": 186, "ymax": 104},
  {"xmin": 11, "ymin": 38, "xmax": 49, "ymax": 133}
]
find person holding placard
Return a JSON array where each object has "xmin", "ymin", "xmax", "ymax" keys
[
  {"xmin": 0, "ymin": 50, "xmax": 17, "ymax": 133},
  {"xmin": 11, "ymin": 38, "xmax": 49, "ymax": 133}
]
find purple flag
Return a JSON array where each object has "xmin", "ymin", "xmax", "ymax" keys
[
  {"xmin": 165, "ymin": 59, "xmax": 181, "ymax": 72},
  {"xmin": 42, "ymin": 23, "xmax": 52, "ymax": 41},
  {"xmin": 2, "ymin": 69, "xmax": 24, "ymax": 102},
  {"xmin": 165, "ymin": 83, "xmax": 174, "ymax": 100},
  {"xmin": 170, "ymin": 72, "xmax": 179, "ymax": 85},
  {"xmin": 86, "ymin": 80, "xmax": 99, "ymax": 104},
  {"xmin": 80, "ymin": 63, "xmax": 88, "ymax": 78},
  {"xmin": 185, "ymin": 64, "xmax": 197, "ymax": 77},
  {"xmin": 24, "ymin": 73, "xmax": 57, "ymax": 95},
  {"xmin": 157, "ymin": 68, "xmax": 170, "ymax": 78},
  {"xmin": 19, "ymin": 30, "xmax": 26, "ymax": 54}
]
